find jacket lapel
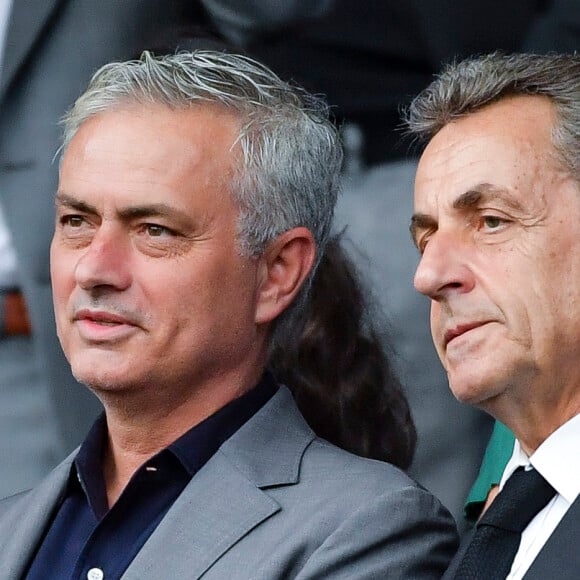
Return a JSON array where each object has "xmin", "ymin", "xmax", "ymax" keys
[
  {"xmin": 122, "ymin": 386, "xmax": 315, "ymax": 579},
  {"xmin": 0, "ymin": 456, "xmax": 72, "ymax": 579},
  {"xmin": 122, "ymin": 452, "xmax": 282, "ymax": 579},
  {"xmin": 0, "ymin": 0, "xmax": 63, "ymax": 101},
  {"xmin": 523, "ymin": 495, "xmax": 580, "ymax": 579}
]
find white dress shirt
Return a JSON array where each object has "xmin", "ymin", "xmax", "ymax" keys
[
  {"xmin": 0, "ymin": 0, "xmax": 19, "ymax": 290},
  {"xmin": 502, "ymin": 412, "xmax": 580, "ymax": 579}
]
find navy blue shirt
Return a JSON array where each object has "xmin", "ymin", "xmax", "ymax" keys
[{"xmin": 25, "ymin": 374, "xmax": 277, "ymax": 579}]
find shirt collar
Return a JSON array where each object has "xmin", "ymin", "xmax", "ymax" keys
[
  {"xmin": 169, "ymin": 372, "xmax": 278, "ymax": 475},
  {"xmin": 73, "ymin": 372, "xmax": 278, "ymax": 510},
  {"xmin": 501, "ymin": 412, "xmax": 580, "ymax": 504}
]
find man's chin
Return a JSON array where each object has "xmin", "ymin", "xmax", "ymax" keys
[
  {"xmin": 68, "ymin": 348, "xmax": 133, "ymax": 386},
  {"xmin": 449, "ymin": 377, "xmax": 503, "ymax": 413},
  {"xmin": 448, "ymin": 373, "xmax": 502, "ymax": 408},
  {"xmin": 70, "ymin": 359, "xmax": 130, "ymax": 393},
  {"xmin": 73, "ymin": 370, "xmax": 123, "ymax": 393}
]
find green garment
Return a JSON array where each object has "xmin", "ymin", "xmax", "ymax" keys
[{"xmin": 464, "ymin": 420, "xmax": 515, "ymax": 522}]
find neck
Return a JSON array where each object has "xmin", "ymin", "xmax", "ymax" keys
[
  {"xmin": 99, "ymin": 366, "xmax": 264, "ymax": 507},
  {"xmin": 487, "ymin": 391, "xmax": 580, "ymax": 455}
]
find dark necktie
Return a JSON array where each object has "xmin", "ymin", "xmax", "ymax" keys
[{"xmin": 454, "ymin": 466, "xmax": 557, "ymax": 579}]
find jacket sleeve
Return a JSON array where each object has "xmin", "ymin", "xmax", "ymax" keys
[{"xmin": 295, "ymin": 485, "xmax": 459, "ymax": 579}]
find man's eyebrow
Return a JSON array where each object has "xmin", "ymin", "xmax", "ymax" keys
[
  {"xmin": 56, "ymin": 194, "xmax": 191, "ymax": 224},
  {"xmin": 453, "ymin": 183, "xmax": 524, "ymax": 212},
  {"xmin": 410, "ymin": 183, "xmax": 527, "ymax": 247},
  {"xmin": 117, "ymin": 204, "xmax": 197, "ymax": 231},
  {"xmin": 117, "ymin": 204, "xmax": 183, "ymax": 220},
  {"xmin": 55, "ymin": 192, "xmax": 97, "ymax": 214},
  {"xmin": 452, "ymin": 189, "xmax": 482, "ymax": 210}
]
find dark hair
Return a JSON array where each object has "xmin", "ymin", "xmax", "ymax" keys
[{"xmin": 268, "ymin": 234, "xmax": 417, "ymax": 470}]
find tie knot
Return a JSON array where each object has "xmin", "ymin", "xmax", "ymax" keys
[{"xmin": 478, "ymin": 466, "xmax": 556, "ymax": 533}]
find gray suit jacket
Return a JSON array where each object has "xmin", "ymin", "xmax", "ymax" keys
[
  {"xmin": 0, "ymin": 387, "xmax": 458, "ymax": 579},
  {"xmin": 0, "ymin": 0, "xmax": 206, "ymax": 462}
]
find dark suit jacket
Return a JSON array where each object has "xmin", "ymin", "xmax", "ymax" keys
[
  {"xmin": 443, "ymin": 496, "xmax": 580, "ymax": 578},
  {"xmin": 0, "ymin": 387, "xmax": 459, "ymax": 579},
  {"xmin": 0, "ymin": 0, "xmax": 205, "ymax": 458}
]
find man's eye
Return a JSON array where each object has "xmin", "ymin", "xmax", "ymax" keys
[
  {"xmin": 416, "ymin": 232, "xmax": 433, "ymax": 255},
  {"xmin": 482, "ymin": 215, "xmax": 506, "ymax": 229},
  {"xmin": 145, "ymin": 224, "xmax": 170, "ymax": 237},
  {"xmin": 62, "ymin": 215, "xmax": 84, "ymax": 228}
]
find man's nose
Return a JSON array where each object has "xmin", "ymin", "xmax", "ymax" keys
[
  {"xmin": 414, "ymin": 232, "xmax": 474, "ymax": 300},
  {"xmin": 74, "ymin": 228, "xmax": 132, "ymax": 291}
]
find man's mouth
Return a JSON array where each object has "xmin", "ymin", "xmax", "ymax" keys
[{"xmin": 443, "ymin": 321, "xmax": 489, "ymax": 348}]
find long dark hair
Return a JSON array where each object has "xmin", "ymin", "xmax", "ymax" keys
[{"xmin": 269, "ymin": 234, "xmax": 416, "ymax": 470}]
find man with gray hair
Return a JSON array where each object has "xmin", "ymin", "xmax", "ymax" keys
[
  {"xmin": 0, "ymin": 50, "xmax": 457, "ymax": 578},
  {"xmin": 407, "ymin": 52, "xmax": 580, "ymax": 579}
]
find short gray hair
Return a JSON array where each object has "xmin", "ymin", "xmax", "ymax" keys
[
  {"xmin": 405, "ymin": 52, "xmax": 580, "ymax": 180},
  {"xmin": 62, "ymin": 50, "xmax": 342, "ymax": 264}
]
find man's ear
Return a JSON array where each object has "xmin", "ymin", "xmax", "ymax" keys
[{"xmin": 255, "ymin": 227, "xmax": 316, "ymax": 325}]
